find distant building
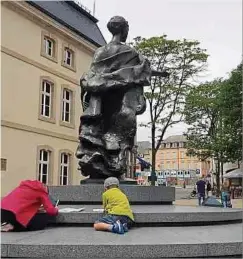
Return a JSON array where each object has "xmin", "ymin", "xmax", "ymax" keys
[
  {"xmin": 158, "ymin": 135, "xmax": 211, "ymax": 175},
  {"xmin": 136, "ymin": 135, "xmax": 212, "ymax": 185},
  {"xmin": 1, "ymin": 1, "xmax": 106, "ymax": 195}
]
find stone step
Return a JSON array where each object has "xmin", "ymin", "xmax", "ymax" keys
[
  {"xmin": 2, "ymin": 224, "xmax": 242, "ymax": 258},
  {"xmin": 54, "ymin": 205, "xmax": 242, "ymax": 225},
  {"xmin": 49, "ymin": 185, "xmax": 175, "ymax": 205}
]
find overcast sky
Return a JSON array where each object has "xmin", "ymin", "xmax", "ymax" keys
[{"xmin": 80, "ymin": 0, "xmax": 242, "ymax": 141}]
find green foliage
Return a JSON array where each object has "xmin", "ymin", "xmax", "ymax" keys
[
  {"xmin": 131, "ymin": 35, "xmax": 208, "ymax": 151},
  {"xmin": 218, "ymin": 63, "xmax": 242, "ymax": 162},
  {"xmin": 130, "ymin": 35, "xmax": 208, "ymax": 184},
  {"xmin": 184, "ymin": 80, "xmax": 222, "ymax": 160},
  {"xmin": 185, "ymin": 63, "xmax": 242, "ymax": 163}
]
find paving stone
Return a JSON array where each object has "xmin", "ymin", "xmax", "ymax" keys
[
  {"xmin": 2, "ymin": 224, "xmax": 242, "ymax": 258},
  {"xmin": 49, "ymin": 185, "xmax": 175, "ymax": 204},
  {"xmin": 1, "ymin": 245, "xmax": 8, "ymax": 257}
]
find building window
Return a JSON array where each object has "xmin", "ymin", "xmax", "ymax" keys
[
  {"xmin": 39, "ymin": 78, "xmax": 56, "ymax": 123},
  {"xmin": 41, "ymin": 81, "xmax": 52, "ymax": 118},
  {"xmin": 38, "ymin": 149, "xmax": 50, "ymax": 184},
  {"xmin": 172, "ymin": 161, "xmax": 176, "ymax": 169},
  {"xmin": 60, "ymin": 153, "xmax": 70, "ymax": 185},
  {"xmin": 172, "ymin": 143, "xmax": 177, "ymax": 148},
  {"xmin": 180, "ymin": 151, "xmax": 184, "ymax": 159},
  {"xmin": 60, "ymin": 86, "xmax": 75, "ymax": 128},
  {"xmin": 64, "ymin": 48, "xmax": 73, "ymax": 66},
  {"xmin": 44, "ymin": 37, "xmax": 54, "ymax": 57},
  {"xmin": 166, "ymin": 151, "xmax": 170, "ymax": 158},
  {"xmin": 41, "ymin": 32, "xmax": 58, "ymax": 62},
  {"xmin": 62, "ymin": 89, "xmax": 71, "ymax": 122},
  {"xmin": 62, "ymin": 44, "xmax": 76, "ymax": 71},
  {"xmin": 1, "ymin": 158, "xmax": 7, "ymax": 171}
]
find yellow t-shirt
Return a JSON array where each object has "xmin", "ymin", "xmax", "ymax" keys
[{"xmin": 102, "ymin": 187, "xmax": 134, "ymax": 221}]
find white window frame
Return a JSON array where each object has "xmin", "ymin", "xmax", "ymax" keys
[
  {"xmin": 60, "ymin": 153, "xmax": 70, "ymax": 185},
  {"xmin": 38, "ymin": 150, "xmax": 50, "ymax": 184},
  {"xmin": 41, "ymin": 81, "xmax": 52, "ymax": 118},
  {"xmin": 64, "ymin": 48, "xmax": 73, "ymax": 66},
  {"xmin": 44, "ymin": 37, "xmax": 54, "ymax": 57},
  {"xmin": 62, "ymin": 89, "xmax": 71, "ymax": 123}
]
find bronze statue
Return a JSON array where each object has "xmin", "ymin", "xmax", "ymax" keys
[{"xmin": 76, "ymin": 16, "xmax": 168, "ymax": 181}]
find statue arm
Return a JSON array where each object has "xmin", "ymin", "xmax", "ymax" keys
[{"xmin": 138, "ymin": 54, "xmax": 169, "ymax": 78}]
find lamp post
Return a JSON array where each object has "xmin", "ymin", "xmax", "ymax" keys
[{"xmin": 132, "ymin": 145, "xmax": 138, "ymax": 179}]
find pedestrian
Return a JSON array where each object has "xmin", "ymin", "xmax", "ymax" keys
[
  {"xmin": 206, "ymin": 181, "xmax": 212, "ymax": 197},
  {"xmin": 221, "ymin": 185, "xmax": 232, "ymax": 208},
  {"xmin": 183, "ymin": 180, "xmax": 186, "ymax": 189},
  {"xmin": 94, "ymin": 177, "xmax": 134, "ymax": 234},
  {"xmin": 196, "ymin": 177, "xmax": 206, "ymax": 206},
  {"xmin": 1, "ymin": 180, "xmax": 58, "ymax": 232}
]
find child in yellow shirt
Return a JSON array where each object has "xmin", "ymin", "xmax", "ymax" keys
[{"xmin": 94, "ymin": 177, "xmax": 134, "ymax": 234}]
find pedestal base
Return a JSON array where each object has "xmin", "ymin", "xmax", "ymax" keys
[
  {"xmin": 2, "ymin": 223, "xmax": 242, "ymax": 258},
  {"xmin": 80, "ymin": 178, "xmax": 137, "ymax": 185},
  {"xmin": 49, "ymin": 185, "xmax": 175, "ymax": 205}
]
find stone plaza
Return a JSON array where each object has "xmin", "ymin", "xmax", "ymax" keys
[{"xmin": 2, "ymin": 185, "xmax": 242, "ymax": 258}]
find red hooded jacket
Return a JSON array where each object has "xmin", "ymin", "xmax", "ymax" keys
[{"xmin": 1, "ymin": 180, "xmax": 58, "ymax": 227}]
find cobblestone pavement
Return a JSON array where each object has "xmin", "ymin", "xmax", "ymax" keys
[
  {"xmin": 175, "ymin": 198, "xmax": 242, "ymax": 208},
  {"xmin": 175, "ymin": 186, "xmax": 242, "ymax": 208}
]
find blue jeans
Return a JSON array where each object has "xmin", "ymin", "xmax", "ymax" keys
[
  {"xmin": 222, "ymin": 200, "xmax": 227, "ymax": 208},
  {"xmin": 198, "ymin": 193, "xmax": 205, "ymax": 206},
  {"xmin": 95, "ymin": 214, "xmax": 134, "ymax": 229}
]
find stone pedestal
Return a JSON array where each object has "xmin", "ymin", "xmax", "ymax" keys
[
  {"xmin": 80, "ymin": 178, "xmax": 137, "ymax": 185},
  {"xmin": 3, "ymin": 186, "xmax": 243, "ymax": 258},
  {"xmin": 2, "ymin": 223, "xmax": 242, "ymax": 258},
  {"xmin": 49, "ymin": 185, "xmax": 175, "ymax": 205}
]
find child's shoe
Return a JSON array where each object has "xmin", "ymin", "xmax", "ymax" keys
[{"xmin": 112, "ymin": 220, "xmax": 124, "ymax": 234}]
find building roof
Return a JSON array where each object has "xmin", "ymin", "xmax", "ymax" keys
[
  {"xmin": 162, "ymin": 135, "xmax": 187, "ymax": 143},
  {"xmin": 27, "ymin": 1, "xmax": 106, "ymax": 47}
]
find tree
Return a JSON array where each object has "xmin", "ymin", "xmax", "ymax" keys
[
  {"xmin": 131, "ymin": 35, "xmax": 208, "ymax": 185},
  {"xmin": 185, "ymin": 63, "xmax": 242, "ymax": 192},
  {"xmin": 184, "ymin": 79, "xmax": 224, "ymax": 192},
  {"xmin": 218, "ymin": 63, "xmax": 242, "ymax": 163}
]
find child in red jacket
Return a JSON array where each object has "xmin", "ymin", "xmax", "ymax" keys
[{"xmin": 1, "ymin": 180, "xmax": 58, "ymax": 232}]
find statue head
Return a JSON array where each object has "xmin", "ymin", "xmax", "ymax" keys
[{"xmin": 107, "ymin": 16, "xmax": 129, "ymax": 43}]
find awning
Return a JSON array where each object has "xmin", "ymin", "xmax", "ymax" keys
[{"xmin": 223, "ymin": 168, "xmax": 243, "ymax": 179}]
